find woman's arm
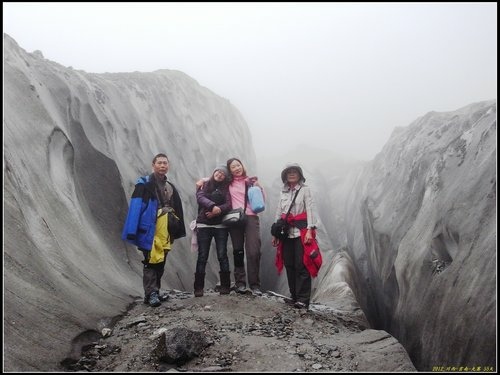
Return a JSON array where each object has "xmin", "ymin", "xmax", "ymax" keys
[
  {"xmin": 196, "ymin": 184, "xmax": 215, "ymax": 210},
  {"xmin": 195, "ymin": 177, "xmax": 209, "ymax": 190}
]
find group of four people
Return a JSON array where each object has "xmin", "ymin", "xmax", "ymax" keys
[{"xmin": 122, "ymin": 153, "xmax": 319, "ymax": 310}]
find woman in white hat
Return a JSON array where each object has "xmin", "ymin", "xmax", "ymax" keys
[{"xmin": 272, "ymin": 163, "xmax": 320, "ymax": 309}]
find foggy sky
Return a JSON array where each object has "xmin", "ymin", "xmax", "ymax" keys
[{"xmin": 3, "ymin": 3, "xmax": 497, "ymax": 161}]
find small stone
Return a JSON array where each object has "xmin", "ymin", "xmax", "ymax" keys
[{"xmin": 101, "ymin": 328, "xmax": 112, "ymax": 337}]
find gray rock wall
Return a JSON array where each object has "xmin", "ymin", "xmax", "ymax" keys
[
  {"xmin": 336, "ymin": 100, "xmax": 496, "ymax": 370},
  {"xmin": 4, "ymin": 31, "xmax": 495, "ymax": 372},
  {"xmin": 3, "ymin": 33, "xmax": 255, "ymax": 371}
]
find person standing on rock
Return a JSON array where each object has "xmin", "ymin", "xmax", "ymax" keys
[
  {"xmin": 271, "ymin": 163, "xmax": 321, "ymax": 309},
  {"xmin": 225, "ymin": 157, "xmax": 265, "ymax": 295},
  {"xmin": 193, "ymin": 165, "xmax": 233, "ymax": 297},
  {"xmin": 196, "ymin": 157, "xmax": 265, "ymax": 296},
  {"xmin": 122, "ymin": 153, "xmax": 186, "ymax": 307}
]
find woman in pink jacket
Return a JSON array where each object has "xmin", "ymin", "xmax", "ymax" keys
[{"xmin": 225, "ymin": 157, "xmax": 265, "ymax": 295}]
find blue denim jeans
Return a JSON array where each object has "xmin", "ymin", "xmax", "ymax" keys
[{"xmin": 196, "ymin": 227, "xmax": 230, "ymax": 273}]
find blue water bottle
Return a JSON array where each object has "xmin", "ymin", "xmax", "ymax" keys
[{"xmin": 247, "ymin": 186, "xmax": 265, "ymax": 213}]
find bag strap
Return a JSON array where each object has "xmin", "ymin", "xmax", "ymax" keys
[
  {"xmin": 155, "ymin": 182, "xmax": 167, "ymax": 207},
  {"xmin": 154, "ymin": 178, "xmax": 174, "ymax": 209},
  {"xmin": 284, "ymin": 186, "xmax": 302, "ymax": 221},
  {"xmin": 244, "ymin": 183, "xmax": 248, "ymax": 211}
]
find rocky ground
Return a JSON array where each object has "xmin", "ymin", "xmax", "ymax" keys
[{"xmin": 60, "ymin": 289, "xmax": 416, "ymax": 372}]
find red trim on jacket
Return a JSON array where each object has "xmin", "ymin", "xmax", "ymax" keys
[{"xmin": 275, "ymin": 212, "xmax": 322, "ymax": 277}]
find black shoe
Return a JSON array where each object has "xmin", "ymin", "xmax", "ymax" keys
[
  {"xmin": 294, "ymin": 301, "xmax": 308, "ymax": 309},
  {"xmin": 148, "ymin": 291, "xmax": 161, "ymax": 307},
  {"xmin": 284, "ymin": 297, "xmax": 296, "ymax": 306},
  {"xmin": 145, "ymin": 292, "xmax": 168, "ymax": 304}
]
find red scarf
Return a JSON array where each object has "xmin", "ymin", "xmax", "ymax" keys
[{"xmin": 275, "ymin": 212, "xmax": 322, "ymax": 277}]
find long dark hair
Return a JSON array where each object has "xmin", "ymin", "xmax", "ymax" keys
[
  {"xmin": 226, "ymin": 157, "xmax": 247, "ymax": 178},
  {"xmin": 206, "ymin": 169, "xmax": 230, "ymax": 191}
]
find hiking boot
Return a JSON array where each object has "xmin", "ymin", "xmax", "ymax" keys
[
  {"xmin": 251, "ymin": 288, "xmax": 263, "ymax": 296},
  {"xmin": 219, "ymin": 271, "xmax": 231, "ymax": 295},
  {"xmin": 144, "ymin": 292, "xmax": 168, "ymax": 304},
  {"xmin": 194, "ymin": 272, "xmax": 205, "ymax": 297},
  {"xmin": 235, "ymin": 285, "xmax": 247, "ymax": 294},
  {"xmin": 294, "ymin": 301, "xmax": 308, "ymax": 310},
  {"xmin": 148, "ymin": 292, "xmax": 161, "ymax": 307}
]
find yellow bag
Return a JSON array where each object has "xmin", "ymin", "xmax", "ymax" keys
[{"xmin": 149, "ymin": 209, "xmax": 172, "ymax": 264}]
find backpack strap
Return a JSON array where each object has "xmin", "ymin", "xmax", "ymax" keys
[{"xmin": 284, "ymin": 186, "xmax": 302, "ymax": 221}]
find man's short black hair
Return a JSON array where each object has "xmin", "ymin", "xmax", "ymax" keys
[{"xmin": 153, "ymin": 153, "xmax": 169, "ymax": 164}]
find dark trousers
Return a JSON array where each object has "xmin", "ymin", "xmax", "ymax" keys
[
  {"xmin": 282, "ymin": 237, "xmax": 311, "ymax": 305},
  {"xmin": 196, "ymin": 227, "xmax": 230, "ymax": 273},
  {"xmin": 142, "ymin": 251, "xmax": 167, "ymax": 298}
]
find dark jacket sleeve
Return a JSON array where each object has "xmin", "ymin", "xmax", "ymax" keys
[
  {"xmin": 196, "ymin": 184, "xmax": 216, "ymax": 211},
  {"xmin": 169, "ymin": 182, "xmax": 186, "ymax": 239}
]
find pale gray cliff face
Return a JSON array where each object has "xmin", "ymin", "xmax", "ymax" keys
[
  {"xmin": 4, "ymin": 30, "xmax": 494, "ymax": 372},
  {"xmin": 330, "ymin": 100, "xmax": 496, "ymax": 370},
  {"xmin": 3, "ymin": 34, "xmax": 255, "ymax": 371}
]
